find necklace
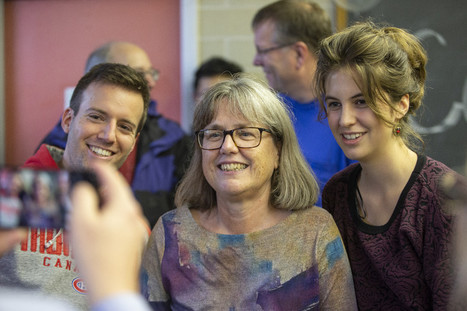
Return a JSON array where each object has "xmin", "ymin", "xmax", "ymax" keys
[{"xmin": 355, "ymin": 184, "xmax": 367, "ymax": 220}]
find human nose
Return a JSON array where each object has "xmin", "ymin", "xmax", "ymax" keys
[
  {"xmin": 253, "ymin": 52, "xmax": 263, "ymax": 66},
  {"xmin": 219, "ymin": 131, "xmax": 239, "ymax": 153},
  {"xmin": 339, "ymin": 104, "xmax": 356, "ymax": 127},
  {"xmin": 98, "ymin": 122, "xmax": 117, "ymax": 143}
]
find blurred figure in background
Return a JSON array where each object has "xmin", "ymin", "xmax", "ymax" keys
[
  {"xmin": 252, "ymin": 0, "xmax": 355, "ymax": 206},
  {"xmin": 193, "ymin": 56, "xmax": 243, "ymax": 105}
]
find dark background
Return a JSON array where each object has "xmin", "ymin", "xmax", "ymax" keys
[{"xmin": 345, "ymin": 0, "xmax": 467, "ymax": 173}]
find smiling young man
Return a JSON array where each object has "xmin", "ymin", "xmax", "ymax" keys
[
  {"xmin": 24, "ymin": 63, "xmax": 149, "ymax": 171},
  {"xmin": 37, "ymin": 41, "xmax": 192, "ymax": 229},
  {"xmin": 0, "ymin": 63, "xmax": 149, "ymax": 311}
]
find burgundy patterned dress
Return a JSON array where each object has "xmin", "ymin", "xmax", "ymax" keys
[{"xmin": 323, "ymin": 155, "xmax": 455, "ymax": 310}]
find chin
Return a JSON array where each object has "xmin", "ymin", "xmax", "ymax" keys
[
  {"xmin": 216, "ymin": 184, "xmax": 245, "ymax": 196},
  {"xmin": 93, "ymin": 157, "xmax": 118, "ymax": 166},
  {"xmin": 341, "ymin": 150, "xmax": 360, "ymax": 162}
]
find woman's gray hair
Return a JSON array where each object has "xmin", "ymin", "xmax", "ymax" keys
[{"xmin": 175, "ymin": 73, "xmax": 319, "ymax": 210}]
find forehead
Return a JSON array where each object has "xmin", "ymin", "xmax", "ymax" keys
[
  {"xmin": 254, "ymin": 20, "xmax": 279, "ymax": 43},
  {"xmin": 207, "ymin": 99, "xmax": 252, "ymax": 127},
  {"xmin": 79, "ymin": 82, "xmax": 144, "ymax": 123},
  {"xmin": 325, "ymin": 68, "xmax": 362, "ymax": 92},
  {"xmin": 111, "ymin": 46, "xmax": 152, "ymax": 70}
]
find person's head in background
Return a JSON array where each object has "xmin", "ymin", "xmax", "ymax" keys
[
  {"xmin": 193, "ymin": 57, "xmax": 243, "ymax": 105},
  {"xmin": 252, "ymin": 0, "xmax": 332, "ymax": 102},
  {"xmin": 85, "ymin": 41, "xmax": 160, "ymax": 90},
  {"xmin": 61, "ymin": 63, "xmax": 150, "ymax": 170}
]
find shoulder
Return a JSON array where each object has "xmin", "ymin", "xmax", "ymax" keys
[
  {"xmin": 292, "ymin": 208, "xmax": 344, "ymax": 255},
  {"xmin": 152, "ymin": 114, "xmax": 186, "ymax": 135},
  {"xmin": 148, "ymin": 208, "xmax": 181, "ymax": 248},
  {"xmin": 299, "ymin": 205, "xmax": 333, "ymax": 218},
  {"xmin": 322, "ymin": 164, "xmax": 358, "ymax": 214},
  {"xmin": 324, "ymin": 163, "xmax": 359, "ymax": 191},
  {"xmin": 415, "ymin": 156, "xmax": 453, "ymax": 193},
  {"xmin": 143, "ymin": 114, "xmax": 191, "ymax": 151},
  {"xmin": 157, "ymin": 206, "xmax": 193, "ymax": 229},
  {"xmin": 406, "ymin": 156, "xmax": 455, "ymax": 218},
  {"xmin": 158, "ymin": 208, "xmax": 180, "ymax": 224},
  {"xmin": 423, "ymin": 156, "xmax": 452, "ymax": 175},
  {"xmin": 292, "ymin": 207, "xmax": 336, "ymax": 231},
  {"xmin": 23, "ymin": 144, "xmax": 61, "ymax": 170}
]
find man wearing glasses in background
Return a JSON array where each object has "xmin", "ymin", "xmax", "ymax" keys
[
  {"xmin": 38, "ymin": 41, "xmax": 192, "ymax": 228},
  {"xmin": 252, "ymin": 0, "xmax": 355, "ymax": 206}
]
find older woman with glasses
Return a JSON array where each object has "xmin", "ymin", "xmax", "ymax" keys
[{"xmin": 142, "ymin": 74, "xmax": 357, "ymax": 310}]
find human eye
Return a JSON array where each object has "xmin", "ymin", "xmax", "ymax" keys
[
  {"xmin": 118, "ymin": 122, "xmax": 135, "ymax": 134},
  {"xmin": 205, "ymin": 130, "xmax": 223, "ymax": 141},
  {"xmin": 326, "ymin": 100, "xmax": 341, "ymax": 111},
  {"xmin": 87, "ymin": 113, "xmax": 104, "ymax": 121},
  {"xmin": 236, "ymin": 128, "xmax": 257, "ymax": 140},
  {"xmin": 354, "ymin": 98, "xmax": 367, "ymax": 108}
]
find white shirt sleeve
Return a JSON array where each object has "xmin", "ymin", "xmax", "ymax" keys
[{"xmin": 92, "ymin": 293, "xmax": 151, "ymax": 311}]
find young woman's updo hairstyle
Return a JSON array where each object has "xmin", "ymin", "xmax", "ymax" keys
[{"xmin": 314, "ymin": 21, "xmax": 427, "ymax": 152}]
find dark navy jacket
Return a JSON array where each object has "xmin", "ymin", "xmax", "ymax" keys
[{"xmin": 39, "ymin": 100, "xmax": 192, "ymax": 229}]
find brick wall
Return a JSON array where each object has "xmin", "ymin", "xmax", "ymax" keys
[{"xmin": 197, "ymin": 0, "xmax": 334, "ymax": 79}]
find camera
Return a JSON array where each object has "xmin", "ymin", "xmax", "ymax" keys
[{"xmin": 0, "ymin": 167, "xmax": 98, "ymax": 229}]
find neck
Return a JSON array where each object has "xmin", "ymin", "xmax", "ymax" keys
[
  {"xmin": 286, "ymin": 88, "xmax": 315, "ymax": 104},
  {"xmin": 356, "ymin": 146, "xmax": 418, "ymax": 225},
  {"xmin": 283, "ymin": 76, "xmax": 315, "ymax": 103},
  {"xmin": 359, "ymin": 146, "xmax": 417, "ymax": 188}
]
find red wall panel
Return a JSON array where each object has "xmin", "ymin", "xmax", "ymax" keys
[{"xmin": 4, "ymin": 0, "xmax": 181, "ymax": 165}]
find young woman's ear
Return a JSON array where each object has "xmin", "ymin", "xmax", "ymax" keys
[{"xmin": 397, "ymin": 94, "xmax": 410, "ymax": 118}]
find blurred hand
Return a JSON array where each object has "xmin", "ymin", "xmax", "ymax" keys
[
  {"xmin": 441, "ymin": 171, "xmax": 467, "ymax": 307},
  {"xmin": 0, "ymin": 228, "xmax": 27, "ymax": 257},
  {"xmin": 68, "ymin": 162, "xmax": 148, "ymax": 305}
]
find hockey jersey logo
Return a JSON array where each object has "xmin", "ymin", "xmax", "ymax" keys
[{"xmin": 72, "ymin": 277, "xmax": 87, "ymax": 294}]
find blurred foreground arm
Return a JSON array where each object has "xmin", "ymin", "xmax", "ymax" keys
[
  {"xmin": 69, "ymin": 162, "xmax": 150, "ymax": 311},
  {"xmin": 441, "ymin": 171, "xmax": 467, "ymax": 309}
]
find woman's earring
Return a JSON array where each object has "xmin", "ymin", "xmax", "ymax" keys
[{"xmin": 393, "ymin": 125, "xmax": 402, "ymax": 136}]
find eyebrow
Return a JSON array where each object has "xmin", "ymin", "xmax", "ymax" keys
[
  {"xmin": 325, "ymin": 93, "xmax": 364, "ymax": 101},
  {"xmin": 205, "ymin": 122, "xmax": 251, "ymax": 130}
]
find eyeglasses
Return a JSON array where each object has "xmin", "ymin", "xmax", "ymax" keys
[
  {"xmin": 256, "ymin": 42, "xmax": 295, "ymax": 56},
  {"xmin": 196, "ymin": 127, "xmax": 272, "ymax": 150},
  {"xmin": 136, "ymin": 68, "xmax": 160, "ymax": 81}
]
